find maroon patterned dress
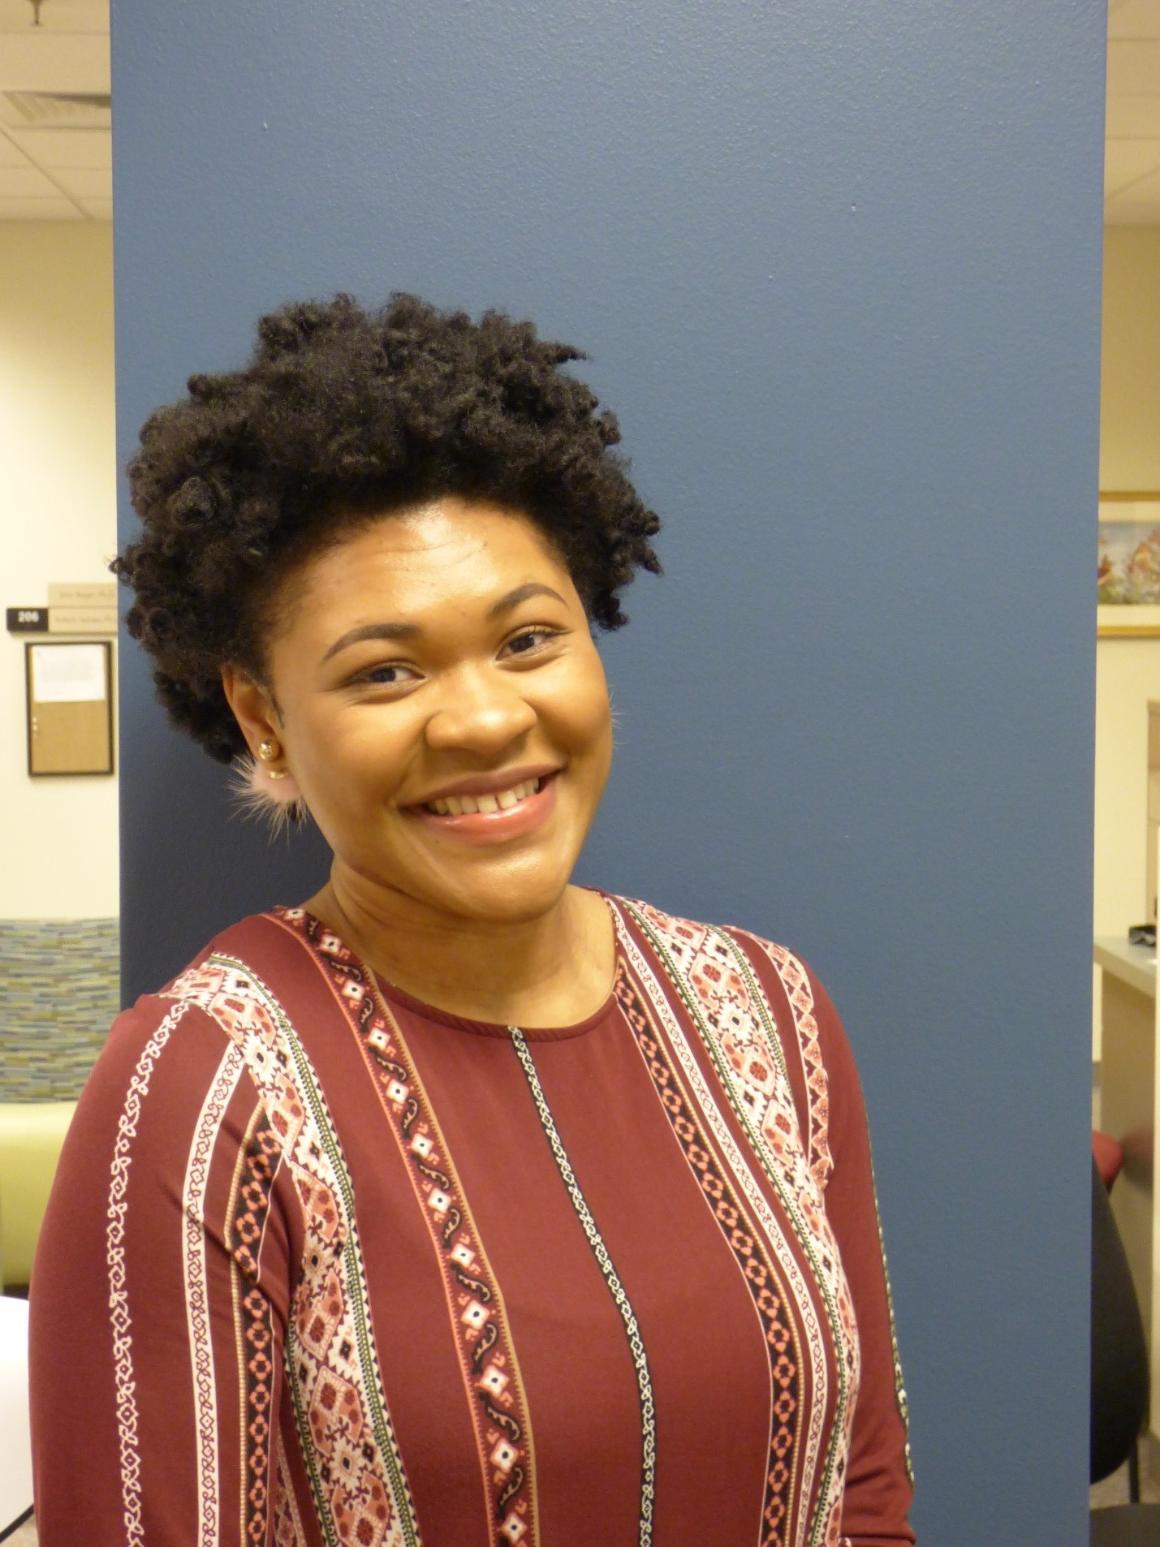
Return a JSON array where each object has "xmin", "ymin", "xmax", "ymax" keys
[{"xmin": 30, "ymin": 890, "xmax": 914, "ymax": 1546}]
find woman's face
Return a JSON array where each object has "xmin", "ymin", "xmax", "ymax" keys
[{"xmin": 230, "ymin": 497, "xmax": 614, "ymax": 926}]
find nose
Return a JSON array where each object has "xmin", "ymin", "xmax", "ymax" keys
[{"xmin": 423, "ymin": 663, "xmax": 537, "ymax": 755}]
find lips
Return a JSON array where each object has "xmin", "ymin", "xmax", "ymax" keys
[
  {"xmin": 409, "ymin": 763, "xmax": 563, "ymax": 808},
  {"xmin": 405, "ymin": 771, "xmax": 559, "ymax": 845}
]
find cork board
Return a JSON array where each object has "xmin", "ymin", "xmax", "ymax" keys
[{"xmin": 26, "ymin": 642, "xmax": 114, "ymax": 776}]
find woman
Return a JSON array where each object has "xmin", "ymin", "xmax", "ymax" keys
[{"xmin": 30, "ymin": 294, "xmax": 914, "ymax": 1546}]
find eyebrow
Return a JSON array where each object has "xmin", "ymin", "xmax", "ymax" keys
[{"xmin": 320, "ymin": 582, "xmax": 569, "ymax": 664}]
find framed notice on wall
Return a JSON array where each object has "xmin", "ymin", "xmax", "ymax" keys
[{"xmin": 25, "ymin": 641, "xmax": 114, "ymax": 776}]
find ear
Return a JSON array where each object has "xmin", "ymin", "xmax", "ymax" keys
[{"xmin": 220, "ymin": 665, "xmax": 281, "ymax": 757}]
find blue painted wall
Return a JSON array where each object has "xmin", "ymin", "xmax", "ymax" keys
[{"xmin": 113, "ymin": 4, "xmax": 1105, "ymax": 1539}]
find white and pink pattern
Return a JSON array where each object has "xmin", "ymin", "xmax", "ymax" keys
[
  {"xmin": 619, "ymin": 899, "xmax": 860, "ymax": 1547},
  {"xmin": 164, "ymin": 956, "xmax": 422, "ymax": 1547},
  {"xmin": 106, "ymin": 1001, "xmax": 189, "ymax": 1547}
]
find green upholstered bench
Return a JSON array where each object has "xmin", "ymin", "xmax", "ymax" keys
[
  {"xmin": 0, "ymin": 916, "xmax": 118, "ymax": 1289},
  {"xmin": 0, "ymin": 1102, "xmax": 78, "ymax": 1290}
]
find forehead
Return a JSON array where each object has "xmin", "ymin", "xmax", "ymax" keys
[{"xmin": 276, "ymin": 498, "xmax": 575, "ymax": 632}]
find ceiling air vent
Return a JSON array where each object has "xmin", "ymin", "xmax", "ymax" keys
[{"xmin": 0, "ymin": 90, "xmax": 111, "ymax": 130}]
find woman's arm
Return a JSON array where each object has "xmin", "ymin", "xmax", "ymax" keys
[
  {"xmin": 29, "ymin": 995, "xmax": 292, "ymax": 1546},
  {"xmin": 811, "ymin": 972, "xmax": 916, "ymax": 1547}
]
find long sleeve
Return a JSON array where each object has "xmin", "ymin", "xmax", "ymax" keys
[
  {"xmin": 28, "ymin": 993, "xmax": 294, "ymax": 1547},
  {"xmin": 811, "ymin": 974, "xmax": 916, "ymax": 1546}
]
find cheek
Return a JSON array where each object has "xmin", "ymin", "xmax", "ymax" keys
[
  {"xmin": 292, "ymin": 709, "xmax": 412, "ymax": 807},
  {"xmin": 564, "ymin": 664, "xmax": 614, "ymax": 755}
]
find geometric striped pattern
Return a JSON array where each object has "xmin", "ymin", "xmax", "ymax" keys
[
  {"xmin": 163, "ymin": 952, "xmax": 424, "ymax": 1547},
  {"xmin": 38, "ymin": 896, "xmax": 911, "ymax": 1544},
  {"xmin": 616, "ymin": 899, "xmax": 860, "ymax": 1547},
  {"xmin": 105, "ymin": 1000, "xmax": 188, "ymax": 1547},
  {"xmin": 510, "ymin": 1021, "xmax": 657, "ymax": 1547},
  {"xmin": 286, "ymin": 907, "xmax": 541, "ymax": 1547},
  {"xmin": 183, "ymin": 1043, "xmax": 245, "ymax": 1547}
]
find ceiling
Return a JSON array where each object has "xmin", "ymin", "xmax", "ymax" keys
[
  {"xmin": 0, "ymin": 0, "xmax": 109, "ymax": 220},
  {"xmin": 0, "ymin": 1, "xmax": 1157, "ymax": 225},
  {"xmin": 1108, "ymin": 0, "xmax": 1160, "ymax": 223}
]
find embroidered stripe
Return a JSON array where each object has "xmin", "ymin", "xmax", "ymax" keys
[
  {"xmin": 166, "ymin": 956, "xmax": 423, "ymax": 1547},
  {"xmin": 868, "ymin": 1149, "xmax": 913, "ymax": 1486},
  {"xmin": 229, "ymin": 1106, "xmax": 264, "ymax": 1544},
  {"xmin": 231, "ymin": 963, "xmax": 420, "ymax": 1547},
  {"xmin": 368, "ymin": 982, "xmax": 539, "ymax": 1547},
  {"xmin": 707, "ymin": 928, "xmax": 858, "ymax": 1539},
  {"xmin": 729, "ymin": 931, "xmax": 833, "ymax": 1190},
  {"xmin": 274, "ymin": 1438, "xmax": 309, "ymax": 1545},
  {"xmin": 624, "ymin": 904, "xmax": 859, "ymax": 1547},
  {"xmin": 614, "ymin": 964, "xmax": 804, "ymax": 1546},
  {"xmin": 229, "ymin": 1111, "xmax": 283, "ymax": 1544},
  {"xmin": 275, "ymin": 908, "xmax": 543, "ymax": 1547},
  {"xmin": 615, "ymin": 903, "xmax": 839, "ymax": 1547},
  {"xmin": 182, "ymin": 1043, "xmax": 245, "ymax": 1547},
  {"xmin": 106, "ymin": 1000, "xmax": 187, "ymax": 1547},
  {"xmin": 508, "ymin": 1027, "xmax": 657, "ymax": 1547}
]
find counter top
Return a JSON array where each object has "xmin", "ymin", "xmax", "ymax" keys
[{"xmin": 1095, "ymin": 936, "xmax": 1158, "ymax": 1000}]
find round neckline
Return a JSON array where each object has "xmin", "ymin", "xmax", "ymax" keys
[
  {"xmin": 374, "ymin": 966, "xmax": 620, "ymax": 1041},
  {"xmin": 299, "ymin": 887, "xmax": 622, "ymax": 1042}
]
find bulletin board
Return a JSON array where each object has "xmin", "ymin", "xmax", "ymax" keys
[{"xmin": 25, "ymin": 641, "xmax": 114, "ymax": 776}]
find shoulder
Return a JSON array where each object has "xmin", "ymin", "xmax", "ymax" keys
[
  {"xmin": 93, "ymin": 910, "xmax": 312, "ymax": 1084},
  {"xmin": 606, "ymin": 891, "xmax": 858, "ymax": 1186},
  {"xmin": 606, "ymin": 889, "xmax": 831, "ymax": 1021}
]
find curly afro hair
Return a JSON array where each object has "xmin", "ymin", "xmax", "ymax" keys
[{"xmin": 114, "ymin": 291, "xmax": 662, "ymax": 764}]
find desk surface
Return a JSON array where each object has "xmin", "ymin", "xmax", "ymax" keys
[{"xmin": 1095, "ymin": 936, "xmax": 1158, "ymax": 1000}]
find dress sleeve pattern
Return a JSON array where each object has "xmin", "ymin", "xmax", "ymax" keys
[
  {"xmin": 281, "ymin": 908, "xmax": 543, "ymax": 1547},
  {"xmin": 724, "ymin": 925, "xmax": 913, "ymax": 1500},
  {"xmin": 728, "ymin": 931, "xmax": 835, "ymax": 1191},
  {"xmin": 618, "ymin": 900, "xmax": 860, "ymax": 1547},
  {"xmin": 106, "ymin": 1001, "xmax": 195, "ymax": 1547},
  {"xmin": 34, "ymin": 899, "xmax": 912, "ymax": 1547},
  {"xmin": 165, "ymin": 953, "xmax": 422, "ymax": 1546}
]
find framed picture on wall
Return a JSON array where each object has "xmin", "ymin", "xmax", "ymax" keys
[
  {"xmin": 25, "ymin": 640, "xmax": 115, "ymax": 776},
  {"xmin": 1098, "ymin": 494, "xmax": 1160, "ymax": 638}
]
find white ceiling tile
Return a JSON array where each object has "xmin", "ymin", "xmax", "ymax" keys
[
  {"xmin": 1104, "ymin": 139, "xmax": 1160, "ymax": 197},
  {"xmin": 1106, "ymin": 95, "xmax": 1160, "ymax": 139},
  {"xmin": 6, "ymin": 127, "xmax": 110, "ymax": 168},
  {"xmin": 52, "ymin": 164, "xmax": 109, "ymax": 198},
  {"xmin": 0, "ymin": 35, "xmax": 109, "ymax": 93},
  {"xmin": 1108, "ymin": 0, "xmax": 1160, "ymax": 40},
  {"xmin": 0, "ymin": 128, "xmax": 29, "ymax": 166},
  {"xmin": 0, "ymin": 197, "xmax": 81, "ymax": 219},
  {"xmin": 0, "ymin": 162, "xmax": 60, "ymax": 196},
  {"xmin": 77, "ymin": 196, "xmax": 110, "ymax": 220},
  {"xmin": 1107, "ymin": 40, "xmax": 1160, "ymax": 96}
]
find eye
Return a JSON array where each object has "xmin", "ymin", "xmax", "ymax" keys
[
  {"xmin": 354, "ymin": 661, "xmax": 420, "ymax": 687},
  {"xmin": 503, "ymin": 627, "xmax": 563, "ymax": 657}
]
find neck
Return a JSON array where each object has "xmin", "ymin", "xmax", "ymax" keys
[{"xmin": 304, "ymin": 868, "xmax": 613, "ymax": 1025}]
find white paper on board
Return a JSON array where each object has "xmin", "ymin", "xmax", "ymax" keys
[{"xmin": 31, "ymin": 644, "xmax": 107, "ymax": 703}]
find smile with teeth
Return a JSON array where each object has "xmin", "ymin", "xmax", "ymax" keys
[{"xmin": 422, "ymin": 776, "xmax": 544, "ymax": 817}]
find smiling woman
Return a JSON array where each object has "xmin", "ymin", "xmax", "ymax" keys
[{"xmin": 28, "ymin": 294, "xmax": 915, "ymax": 1547}]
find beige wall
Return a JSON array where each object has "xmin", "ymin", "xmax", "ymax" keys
[
  {"xmin": 0, "ymin": 222, "xmax": 118, "ymax": 918},
  {"xmin": 1094, "ymin": 228, "xmax": 1160, "ymax": 1056}
]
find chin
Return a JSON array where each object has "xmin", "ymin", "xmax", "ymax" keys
[{"xmin": 429, "ymin": 858, "xmax": 576, "ymax": 922}]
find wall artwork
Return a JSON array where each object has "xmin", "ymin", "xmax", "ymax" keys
[
  {"xmin": 25, "ymin": 640, "xmax": 114, "ymax": 775},
  {"xmin": 1098, "ymin": 495, "xmax": 1160, "ymax": 638}
]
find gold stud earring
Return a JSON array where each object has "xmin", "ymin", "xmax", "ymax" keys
[{"xmin": 256, "ymin": 739, "xmax": 288, "ymax": 779}]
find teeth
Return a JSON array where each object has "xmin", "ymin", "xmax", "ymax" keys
[{"xmin": 424, "ymin": 776, "xmax": 543, "ymax": 817}]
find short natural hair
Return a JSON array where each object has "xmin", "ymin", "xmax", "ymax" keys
[{"xmin": 114, "ymin": 292, "xmax": 662, "ymax": 763}]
